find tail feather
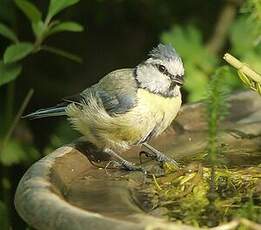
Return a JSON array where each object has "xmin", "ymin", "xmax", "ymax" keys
[{"xmin": 23, "ymin": 106, "xmax": 67, "ymax": 119}]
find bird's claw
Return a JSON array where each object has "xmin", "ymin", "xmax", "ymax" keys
[
  {"xmin": 105, "ymin": 159, "xmax": 147, "ymax": 174},
  {"xmin": 120, "ymin": 160, "xmax": 147, "ymax": 174},
  {"xmin": 139, "ymin": 150, "xmax": 180, "ymax": 169}
]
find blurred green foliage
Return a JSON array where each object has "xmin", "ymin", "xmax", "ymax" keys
[
  {"xmin": 159, "ymin": 0, "xmax": 261, "ymax": 227},
  {"xmin": 161, "ymin": 0, "xmax": 260, "ymax": 102},
  {"xmin": 0, "ymin": 0, "xmax": 260, "ymax": 229},
  {"xmin": 162, "ymin": 25, "xmax": 217, "ymax": 101},
  {"xmin": 241, "ymin": 0, "xmax": 261, "ymax": 38},
  {"xmin": 0, "ymin": 139, "xmax": 39, "ymax": 166},
  {"xmin": 0, "ymin": 0, "xmax": 83, "ymax": 162},
  {"xmin": 0, "ymin": 0, "xmax": 83, "ymax": 87},
  {"xmin": 230, "ymin": 17, "xmax": 261, "ymax": 73},
  {"xmin": 0, "ymin": 0, "xmax": 83, "ymax": 229},
  {"xmin": 43, "ymin": 120, "xmax": 78, "ymax": 154}
]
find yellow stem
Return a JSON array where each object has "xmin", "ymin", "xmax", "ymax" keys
[
  {"xmin": 223, "ymin": 53, "xmax": 261, "ymax": 83},
  {"xmin": 152, "ymin": 174, "xmax": 162, "ymax": 191}
]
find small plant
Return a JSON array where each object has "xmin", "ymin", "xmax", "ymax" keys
[
  {"xmin": 204, "ymin": 66, "xmax": 230, "ymax": 227},
  {"xmin": 147, "ymin": 66, "xmax": 260, "ymax": 228},
  {"xmin": 0, "ymin": 0, "xmax": 83, "ymax": 88},
  {"xmin": 206, "ymin": 67, "xmax": 230, "ymax": 165},
  {"xmin": 0, "ymin": 1, "xmax": 83, "ymax": 229},
  {"xmin": 147, "ymin": 69, "xmax": 260, "ymax": 226}
]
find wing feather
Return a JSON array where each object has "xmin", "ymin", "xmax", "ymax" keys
[{"xmin": 81, "ymin": 68, "xmax": 138, "ymax": 115}]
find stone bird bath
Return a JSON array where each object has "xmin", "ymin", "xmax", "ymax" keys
[{"xmin": 15, "ymin": 91, "xmax": 261, "ymax": 230}]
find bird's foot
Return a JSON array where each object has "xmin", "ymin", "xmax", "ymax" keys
[
  {"xmin": 104, "ymin": 148, "xmax": 147, "ymax": 174},
  {"xmin": 142, "ymin": 143, "xmax": 180, "ymax": 169},
  {"xmin": 120, "ymin": 159, "xmax": 147, "ymax": 174},
  {"xmin": 105, "ymin": 159, "xmax": 147, "ymax": 174}
]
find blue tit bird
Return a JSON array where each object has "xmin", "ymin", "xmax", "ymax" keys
[{"xmin": 25, "ymin": 44, "xmax": 184, "ymax": 172}]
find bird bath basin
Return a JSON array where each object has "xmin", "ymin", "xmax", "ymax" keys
[{"xmin": 15, "ymin": 91, "xmax": 261, "ymax": 230}]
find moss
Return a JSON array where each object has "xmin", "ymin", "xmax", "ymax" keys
[{"xmin": 148, "ymin": 164, "xmax": 261, "ymax": 227}]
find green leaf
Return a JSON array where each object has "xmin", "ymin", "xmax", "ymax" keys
[
  {"xmin": 0, "ymin": 140, "xmax": 39, "ymax": 166},
  {"xmin": 184, "ymin": 64, "xmax": 209, "ymax": 101},
  {"xmin": 32, "ymin": 20, "xmax": 45, "ymax": 38},
  {"xmin": 0, "ymin": 61, "xmax": 22, "ymax": 86},
  {"xmin": 3, "ymin": 42, "xmax": 34, "ymax": 64},
  {"xmin": 47, "ymin": 21, "xmax": 83, "ymax": 36},
  {"xmin": 0, "ymin": 23, "xmax": 18, "ymax": 42},
  {"xmin": 47, "ymin": 0, "xmax": 80, "ymax": 21},
  {"xmin": 161, "ymin": 25, "xmax": 216, "ymax": 70},
  {"xmin": 230, "ymin": 17, "xmax": 258, "ymax": 55},
  {"xmin": 15, "ymin": 0, "xmax": 42, "ymax": 22},
  {"xmin": 0, "ymin": 140, "xmax": 26, "ymax": 166},
  {"xmin": 41, "ymin": 45, "xmax": 82, "ymax": 63}
]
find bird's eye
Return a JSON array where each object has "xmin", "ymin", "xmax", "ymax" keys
[{"xmin": 157, "ymin": 64, "xmax": 166, "ymax": 73}]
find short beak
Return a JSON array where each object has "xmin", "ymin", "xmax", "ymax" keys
[{"xmin": 172, "ymin": 75, "xmax": 184, "ymax": 86}]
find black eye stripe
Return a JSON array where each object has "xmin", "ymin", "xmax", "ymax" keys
[
  {"xmin": 154, "ymin": 64, "xmax": 184, "ymax": 82},
  {"xmin": 155, "ymin": 64, "xmax": 173, "ymax": 78}
]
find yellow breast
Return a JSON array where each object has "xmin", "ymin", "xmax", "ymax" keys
[
  {"xmin": 136, "ymin": 88, "xmax": 181, "ymax": 115},
  {"xmin": 66, "ymin": 88, "xmax": 182, "ymax": 151},
  {"xmin": 131, "ymin": 88, "xmax": 182, "ymax": 140}
]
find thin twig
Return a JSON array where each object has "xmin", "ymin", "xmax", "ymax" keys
[
  {"xmin": 1, "ymin": 89, "xmax": 34, "ymax": 155},
  {"xmin": 206, "ymin": 0, "xmax": 242, "ymax": 55},
  {"xmin": 40, "ymin": 45, "xmax": 82, "ymax": 63}
]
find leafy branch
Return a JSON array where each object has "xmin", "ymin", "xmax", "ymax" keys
[
  {"xmin": 1, "ymin": 89, "xmax": 34, "ymax": 156},
  {"xmin": 0, "ymin": 0, "xmax": 83, "ymax": 87}
]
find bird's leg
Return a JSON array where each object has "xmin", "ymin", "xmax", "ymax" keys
[
  {"xmin": 142, "ymin": 143, "xmax": 180, "ymax": 168},
  {"xmin": 104, "ymin": 148, "xmax": 147, "ymax": 174}
]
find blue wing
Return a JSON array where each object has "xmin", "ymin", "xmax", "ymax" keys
[{"xmin": 81, "ymin": 68, "xmax": 138, "ymax": 115}]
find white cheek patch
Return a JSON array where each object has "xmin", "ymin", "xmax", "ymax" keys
[
  {"xmin": 137, "ymin": 65, "xmax": 171, "ymax": 94},
  {"xmin": 136, "ymin": 56, "xmax": 184, "ymax": 96}
]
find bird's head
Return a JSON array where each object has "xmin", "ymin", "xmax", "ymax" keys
[{"xmin": 135, "ymin": 44, "xmax": 184, "ymax": 97}]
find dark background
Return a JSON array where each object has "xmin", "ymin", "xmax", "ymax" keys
[
  {"xmin": 1, "ymin": 0, "xmax": 228, "ymax": 146},
  {"xmin": 0, "ymin": 0, "xmax": 247, "ymax": 228}
]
